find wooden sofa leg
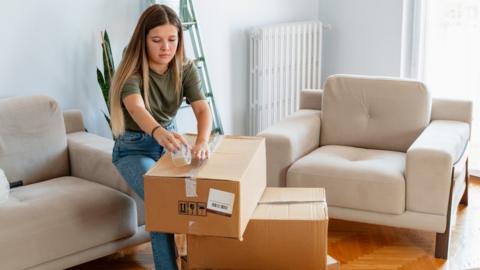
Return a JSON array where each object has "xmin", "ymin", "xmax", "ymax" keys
[
  {"xmin": 435, "ymin": 229, "xmax": 450, "ymax": 259},
  {"xmin": 460, "ymin": 160, "xmax": 469, "ymax": 205}
]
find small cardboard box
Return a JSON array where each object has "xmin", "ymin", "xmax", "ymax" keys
[
  {"xmin": 144, "ymin": 135, "xmax": 266, "ymax": 239},
  {"xmin": 187, "ymin": 187, "xmax": 329, "ymax": 270}
]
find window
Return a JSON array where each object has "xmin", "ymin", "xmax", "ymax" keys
[{"xmin": 415, "ymin": 0, "xmax": 480, "ymax": 175}]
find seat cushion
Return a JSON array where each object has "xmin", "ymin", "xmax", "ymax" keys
[
  {"xmin": 0, "ymin": 95, "xmax": 69, "ymax": 185},
  {"xmin": 286, "ymin": 145, "xmax": 406, "ymax": 214},
  {"xmin": 321, "ymin": 75, "xmax": 431, "ymax": 152},
  {"xmin": 0, "ymin": 177, "xmax": 137, "ymax": 270}
]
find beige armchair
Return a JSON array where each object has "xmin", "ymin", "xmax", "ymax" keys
[
  {"xmin": 258, "ymin": 75, "xmax": 472, "ymax": 259},
  {"xmin": 0, "ymin": 95, "xmax": 149, "ymax": 270}
]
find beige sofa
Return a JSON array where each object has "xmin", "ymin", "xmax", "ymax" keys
[
  {"xmin": 0, "ymin": 95, "xmax": 149, "ymax": 270},
  {"xmin": 259, "ymin": 75, "xmax": 472, "ymax": 259}
]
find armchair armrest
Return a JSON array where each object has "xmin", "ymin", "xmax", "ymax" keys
[
  {"xmin": 258, "ymin": 110, "xmax": 321, "ymax": 187},
  {"xmin": 431, "ymin": 98, "xmax": 473, "ymax": 125},
  {"xmin": 299, "ymin": 89, "xmax": 323, "ymax": 110},
  {"xmin": 63, "ymin": 110, "xmax": 85, "ymax": 133},
  {"xmin": 406, "ymin": 120, "xmax": 470, "ymax": 216}
]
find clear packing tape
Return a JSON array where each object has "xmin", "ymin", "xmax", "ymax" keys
[
  {"xmin": 183, "ymin": 134, "xmax": 224, "ymax": 235},
  {"xmin": 182, "ymin": 134, "xmax": 223, "ymax": 198}
]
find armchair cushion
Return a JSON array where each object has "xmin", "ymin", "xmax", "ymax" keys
[
  {"xmin": 0, "ymin": 176, "xmax": 137, "ymax": 270},
  {"xmin": 0, "ymin": 95, "xmax": 69, "ymax": 185},
  {"xmin": 287, "ymin": 145, "xmax": 406, "ymax": 214},
  {"xmin": 321, "ymin": 75, "xmax": 431, "ymax": 152}
]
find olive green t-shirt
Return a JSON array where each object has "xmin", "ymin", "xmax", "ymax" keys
[{"xmin": 121, "ymin": 60, "xmax": 205, "ymax": 131}]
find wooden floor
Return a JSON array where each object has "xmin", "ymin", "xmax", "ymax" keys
[{"xmin": 69, "ymin": 178, "xmax": 480, "ymax": 270}]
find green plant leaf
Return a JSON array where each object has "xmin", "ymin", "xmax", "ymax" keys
[
  {"xmin": 97, "ymin": 30, "xmax": 117, "ymax": 130},
  {"xmin": 97, "ymin": 68, "xmax": 109, "ymax": 113},
  {"xmin": 96, "ymin": 68, "xmax": 105, "ymax": 89},
  {"xmin": 102, "ymin": 31, "xmax": 115, "ymax": 89},
  {"xmin": 103, "ymin": 112, "xmax": 111, "ymax": 128},
  {"xmin": 104, "ymin": 31, "xmax": 115, "ymax": 74},
  {"xmin": 101, "ymin": 34, "xmax": 110, "ymax": 89}
]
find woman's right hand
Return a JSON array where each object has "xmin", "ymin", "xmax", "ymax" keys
[{"xmin": 153, "ymin": 127, "xmax": 189, "ymax": 153}]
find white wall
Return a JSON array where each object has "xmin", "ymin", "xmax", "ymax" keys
[
  {"xmin": 317, "ymin": 0, "xmax": 404, "ymax": 84},
  {"xmin": 0, "ymin": 0, "xmax": 318, "ymax": 137},
  {"xmin": 180, "ymin": 0, "xmax": 320, "ymax": 135},
  {"xmin": 0, "ymin": 0, "xmax": 150, "ymax": 138}
]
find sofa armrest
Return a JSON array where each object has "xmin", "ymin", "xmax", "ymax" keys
[
  {"xmin": 258, "ymin": 110, "xmax": 321, "ymax": 187},
  {"xmin": 67, "ymin": 131, "xmax": 145, "ymax": 225},
  {"xmin": 63, "ymin": 110, "xmax": 85, "ymax": 133},
  {"xmin": 67, "ymin": 132, "xmax": 132, "ymax": 194},
  {"xmin": 299, "ymin": 89, "xmax": 323, "ymax": 110},
  {"xmin": 406, "ymin": 120, "xmax": 470, "ymax": 216}
]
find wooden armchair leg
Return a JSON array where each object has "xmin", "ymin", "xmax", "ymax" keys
[
  {"xmin": 460, "ymin": 180, "xmax": 469, "ymax": 205},
  {"xmin": 435, "ymin": 229, "xmax": 450, "ymax": 259},
  {"xmin": 460, "ymin": 161, "xmax": 469, "ymax": 205},
  {"xmin": 435, "ymin": 163, "xmax": 459, "ymax": 259}
]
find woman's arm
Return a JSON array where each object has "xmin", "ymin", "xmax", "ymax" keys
[
  {"xmin": 123, "ymin": 94, "xmax": 187, "ymax": 152},
  {"xmin": 190, "ymin": 99, "xmax": 212, "ymax": 159}
]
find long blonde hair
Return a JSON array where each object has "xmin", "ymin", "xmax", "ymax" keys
[{"xmin": 109, "ymin": 4, "xmax": 185, "ymax": 137}]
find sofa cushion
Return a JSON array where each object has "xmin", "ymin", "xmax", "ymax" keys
[
  {"xmin": 0, "ymin": 176, "xmax": 137, "ymax": 270},
  {"xmin": 0, "ymin": 95, "xmax": 69, "ymax": 185},
  {"xmin": 286, "ymin": 145, "xmax": 406, "ymax": 214},
  {"xmin": 321, "ymin": 75, "xmax": 431, "ymax": 152}
]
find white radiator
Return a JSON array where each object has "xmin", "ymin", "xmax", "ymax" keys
[{"xmin": 249, "ymin": 21, "xmax": 323, "ymax": 135}]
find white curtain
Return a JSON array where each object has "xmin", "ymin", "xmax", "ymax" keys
[{"xmin": 415, "ymin": 0, "xmax": 480, "ymax": 175}]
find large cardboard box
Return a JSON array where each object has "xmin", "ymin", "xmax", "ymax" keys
[
  {"xmin": 144, "ymin": 135, "xmax": 266, "ymax": 239},
  {"xmin": 182, "ymin": 256, "xmax": 339, "ymax": 270},
  {"xmin": 187, "ymin": 187, "xmax": 328, "ymax": 270}
]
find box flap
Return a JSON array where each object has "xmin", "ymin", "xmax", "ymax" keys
[
  {"xmin": 259, "ymin": 187, "xmax": 326, "ymax": 204},
  {"xmin": 252, "ymin": 188, "xmax": 327, "ymax": 221},
  {"xmin": 146, "ymin": 135, "xmax": 265, "ymax": 182},
  {"xmin": 252, "ymin": 202, "xmax": 327, "ymax": 221}
]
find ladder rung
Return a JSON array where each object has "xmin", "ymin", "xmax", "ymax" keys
[
  {"xmin": 182, "ymin": 21, "xmax": 196, "ymax": 26},
  {"xmin": 193, "ymin": 57, "xmax": 205, "ymax": 64},
  {"xmin": 212, "ymin": 128, "xmax": 222, "ymax": 134},
  {"xmin": 182, "ymin": 21, "xmax": 196, "ymax": 30}
]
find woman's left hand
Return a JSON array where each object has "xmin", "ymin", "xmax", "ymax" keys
[{"xmin": 191, "ymin": 141, "xmax": 209, "ymax": 160}]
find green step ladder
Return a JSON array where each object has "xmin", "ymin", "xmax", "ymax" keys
[{"xmin": 177, "ymin": 0, "xmax": 224, "ymax": 135}]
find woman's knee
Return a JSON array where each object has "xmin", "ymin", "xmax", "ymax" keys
[{"xmin": 113, "ymin": 155, "xmax": 156, "ymax": 199}]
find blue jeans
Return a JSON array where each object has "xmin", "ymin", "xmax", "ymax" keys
[{"xmin": 112, "ymin": 124, "xmax": 178, "ymax": 270}]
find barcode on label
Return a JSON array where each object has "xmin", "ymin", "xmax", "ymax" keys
[
  {"xmin": 207, "ymin": 188, "xmax": 235, "ymax": 216},
  {"xmin": 211, "ymin": 202, "xmax": 228, "ymax": 210}
]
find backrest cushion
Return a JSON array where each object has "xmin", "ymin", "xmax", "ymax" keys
[
  {"xmin": 0, "ymin": 95, "xmax": 69, "ymax": 185},
  {"xmin": 321, "ymin": 75, "xmax": 431, "ymax": 152}
]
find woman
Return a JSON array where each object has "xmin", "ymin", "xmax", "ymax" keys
[{"xmin": 109, "ymin": 4, "xmax": 212, "ymax": 270}]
